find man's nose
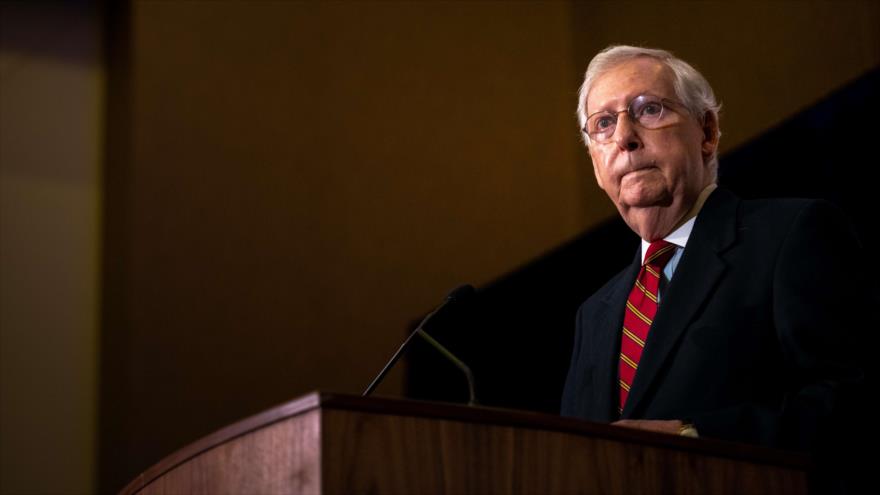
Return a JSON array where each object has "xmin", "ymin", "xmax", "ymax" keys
[{"xmin": 613, "ymin": 113, "xmax": 642, "ymax": 152}]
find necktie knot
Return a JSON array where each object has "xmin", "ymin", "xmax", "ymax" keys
[{"xmin": 644, "ymin": 240, "xmax": 675, "ymax": 270}]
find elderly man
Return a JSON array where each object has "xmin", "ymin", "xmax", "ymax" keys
[{"xmin": 560, "ymin": 45, "xmax": 866, "ymax": 469}]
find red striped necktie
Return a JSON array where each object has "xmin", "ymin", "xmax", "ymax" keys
[{"xmin": 618, "ymin": 239, "xmax": 676, "ymax": 415}]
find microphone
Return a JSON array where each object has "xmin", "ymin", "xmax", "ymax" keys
[{"xmin": 363, "ymin": 284, "xmax": 477, "ymax": 405}]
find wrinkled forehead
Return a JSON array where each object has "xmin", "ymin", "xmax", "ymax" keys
[{"xmin": 586, "ymin": 57, "xmax": 676, "ymax": 114}]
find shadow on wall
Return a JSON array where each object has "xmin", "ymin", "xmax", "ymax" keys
[{"xmin": 405, "ymin": 66, "xmax": 880, "ymax": 413}]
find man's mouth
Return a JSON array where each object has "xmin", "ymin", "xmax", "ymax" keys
[{"xmin": 621, "ymin": 163, "xmax": 655, "ymax": 179}]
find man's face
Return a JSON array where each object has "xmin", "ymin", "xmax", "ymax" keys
[{"xmin": 586, "ymin": 58, "xmax": 716, "ymax": 230}]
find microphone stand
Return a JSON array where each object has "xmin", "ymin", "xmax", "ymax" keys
[{"xmin": 363, "ymin": 285, "xmax": 477, "ymax": 406}]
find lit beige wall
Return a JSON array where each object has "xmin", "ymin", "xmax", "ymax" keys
[{"xmin": 0, "ymin": 3, "xmax": 101, "ymax": 494}]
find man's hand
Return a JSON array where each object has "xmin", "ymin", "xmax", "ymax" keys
[{"xmin": 612, "ymin": 419, "xmax": 684, "ymax": 435}]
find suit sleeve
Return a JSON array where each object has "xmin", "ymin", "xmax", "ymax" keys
[{"xmin": 690, "ymin": 200, "xmax": 870, "ymax": 455}]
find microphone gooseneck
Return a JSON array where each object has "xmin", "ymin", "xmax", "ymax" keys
[{"xmin": 362, "ymin": 284, "xmax": 477, "ymax": 405}]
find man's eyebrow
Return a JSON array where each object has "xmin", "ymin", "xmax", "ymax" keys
[
  {"xmin": 586, "ymin": 98, "xmax": 617, "ymax": 116},
  {"xmin": 587, "ymin": 96, "xmax": 625, "ymax": 116}
]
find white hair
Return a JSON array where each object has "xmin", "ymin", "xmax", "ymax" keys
[{"xmin": 577, "ymin": 45, "xmax": 722, "ymax": 173}]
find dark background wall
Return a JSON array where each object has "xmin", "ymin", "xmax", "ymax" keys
[
  {"xmin": 100, "ymin": 3, "xmax": 594, "ymax": 492},
  {"xmin": 1, "ymin": 1, "xmax": 877, "ymax": 494}
]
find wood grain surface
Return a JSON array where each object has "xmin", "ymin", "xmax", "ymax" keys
[
  {"xmin": 321, "ymin": 409, "xmax": 806, "ymax": 494},
  {"xmin": 121, "ymin": 392, "xmax": 809, "ymax": 494}
]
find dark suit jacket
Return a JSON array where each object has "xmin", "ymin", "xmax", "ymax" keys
[{"xmin": 561, "ymin": 187, "xmax": 868, "ymax": 454}]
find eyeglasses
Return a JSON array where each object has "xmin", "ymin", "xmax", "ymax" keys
[{"xmin": 583, "ymin": 94, "xmax": 687, "ymax": 143}]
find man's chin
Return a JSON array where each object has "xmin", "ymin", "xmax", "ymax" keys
[{"xmin": 618, "ymin": 189, "xmax": 673, "ymax": 209}]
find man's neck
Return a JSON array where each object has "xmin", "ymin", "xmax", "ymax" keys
[
  {"xmin": 623, "ymin": 183, "xmax": 718, "ymax": 242},
  {"xmin": 669, "ymin": 183, "xmax": 717, "ymax": 234}
]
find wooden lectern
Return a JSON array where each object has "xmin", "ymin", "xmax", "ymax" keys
[{"xmin": 120, "ymin": 392, "xmax": 810, "ymax": 494}]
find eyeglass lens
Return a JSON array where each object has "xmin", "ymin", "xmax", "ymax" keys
[{"xmin": 587, "ymin": 95, "xmax": 667, "ymax": 142}]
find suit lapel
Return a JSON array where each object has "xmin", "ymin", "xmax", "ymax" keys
[
  {"xmin": 591, "ymin": 250, "xmax": 641, "ymax": 421},
  {"xmin": 621, "ymin": 188, "xmax": 739, "ymax": 418}
]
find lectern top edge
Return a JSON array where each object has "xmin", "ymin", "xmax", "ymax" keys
[{"xmin": 120, "ymin": 391, "xmax": 811, "ymax": 495}]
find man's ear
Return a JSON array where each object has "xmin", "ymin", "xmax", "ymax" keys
[{"xmin": 701, "ymin": 111, "xmax": 720, "ymax": 158}]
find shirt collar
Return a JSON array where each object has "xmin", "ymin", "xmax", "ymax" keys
[
  {"xmin": 639, "ymin": 184, "xmax": 716, "ymax": 264},
  {"xmin": 640, "ymin": 216, "xmax": 696, "ymax": 264}
]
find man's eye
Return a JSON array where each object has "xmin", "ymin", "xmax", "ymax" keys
[
  {"xmin": 637, "ymin": 102, "xmax": 663, "ymax": 118},
  {"xmin": 596, "ymin": 116, "xmax": 615, "ymax": 129}
]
